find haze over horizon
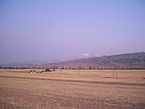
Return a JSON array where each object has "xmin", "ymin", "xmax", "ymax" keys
[{"xmin": 0, "ymin": 0, "xmax": 145, "ymax": 64}]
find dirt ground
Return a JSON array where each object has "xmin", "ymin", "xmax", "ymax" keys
[{"xmin": 0, "ymin": 69, "xmax": 145, "ymax": 109}]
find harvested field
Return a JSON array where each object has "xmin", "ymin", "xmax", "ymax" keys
[{"xmin": 0, "ymin": 69, "xmax": 145, "ymax": 109}]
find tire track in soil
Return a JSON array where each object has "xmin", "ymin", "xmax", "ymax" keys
[{"xmin": 0, "ymin": 75, "xmax": 145, "ymax": 86}]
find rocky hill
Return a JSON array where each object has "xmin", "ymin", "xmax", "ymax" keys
[{"xmin": 44, "ymin": 52, "xmax": 145, "ymax": 69}]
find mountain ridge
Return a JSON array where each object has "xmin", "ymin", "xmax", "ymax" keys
[
  {"xmin": 1, "ymin": 52, "xmax": 145, "ymax": 69},
  {"xmin": 44, "ymin": 52, "xmax": 145, "ymax": 69}
]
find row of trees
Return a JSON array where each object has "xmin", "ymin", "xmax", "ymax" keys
[
  {"xmin": 57, "ymin": 66, "xmax": 145, "ymax": 70},
  {"xmin": 0, "ymin": 66, "xmax": 145, "ymax": 70}
]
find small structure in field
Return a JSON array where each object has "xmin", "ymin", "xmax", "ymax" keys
[
  {"xmin": 30, "ymin": 69, "xmax": 36, "ymax": 74},
  {"xmin": 45, "ymin": 68, "xmax": 52, "ymax": 72},
  {"xmin": 30, "ymin": 69, "xmax": 44, "ymax": 74},
  {"xmin": 113, "ymin": 68, "xmax": 118, "ymax": 77},
  {"xmin": 52, "ymin": 67, "xmax": 55, "ymax": 72},
  {"xmin": 29, "ymin": 68, "xmax": 55, "ymax": 74}
]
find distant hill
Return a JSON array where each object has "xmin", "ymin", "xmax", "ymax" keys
[
  {"xmin": 1, "ymin": 52, "xmax": 145, "ymax": 69},
  {"xmin": 43, "ymin": 52, "xmax": 145, "ymax": 69}
]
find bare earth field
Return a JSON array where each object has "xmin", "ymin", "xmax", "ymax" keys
[{"xmin": 0, "ymin": 69, "xmax": 145, "ymax": 109}]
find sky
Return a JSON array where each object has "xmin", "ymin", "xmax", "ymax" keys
[{"xmin": 0, "ymin": 0, "xmax": 145, "ymax": 64}]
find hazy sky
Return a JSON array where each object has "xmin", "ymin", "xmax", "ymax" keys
[{"xmin": 0, "ymin": 0, "xmax": 145, "ymax": 64}]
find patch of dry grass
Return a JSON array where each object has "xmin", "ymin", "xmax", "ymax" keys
[{"xmin": 0, "ymin": 69, "xmax": 145, "ymax": 109}]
